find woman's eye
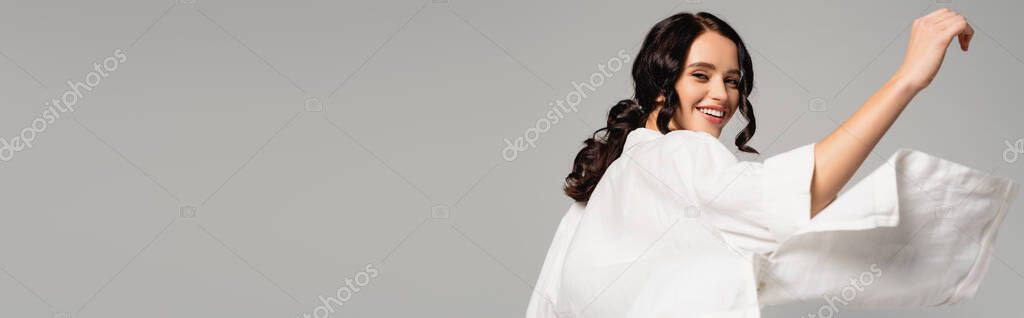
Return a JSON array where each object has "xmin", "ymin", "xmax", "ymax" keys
[{"xmin": 694, "ymin": 73, "xmax": 739, "ymax": 87}]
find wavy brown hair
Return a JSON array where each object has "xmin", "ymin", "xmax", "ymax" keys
[{"xmin": 563, "ymin": 11, "xmax": 759, "ymax": 202}]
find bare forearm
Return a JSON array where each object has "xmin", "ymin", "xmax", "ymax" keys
[
  {"xmin": 806, "ymin": 7, "xmax": 976, "ymax": 217},
  {"xmin": 810, "ymin": 73, "xmax": 920, "ymax": 217}
]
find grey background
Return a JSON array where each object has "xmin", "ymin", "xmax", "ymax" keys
[{"xmin": 0, "ymin": 0, "xmax": 1021, "ymax": 317}]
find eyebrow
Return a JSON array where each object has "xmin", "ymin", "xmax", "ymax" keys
[{"xmin": 687, "ymin": 62, "xmax": 740, "ymax": 76}]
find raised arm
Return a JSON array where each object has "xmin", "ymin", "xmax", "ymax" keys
[{"xmin": 810, "ymin": 8, "xmax": 975, "ymax": 218}]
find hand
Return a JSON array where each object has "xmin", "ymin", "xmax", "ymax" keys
[{"xmin": 894, "ymin": 8, "xmax": 975, "ymax": 93}]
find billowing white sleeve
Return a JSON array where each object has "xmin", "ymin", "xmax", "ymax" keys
[
  {"xmin": 665, "ymin": 133, "xmax": 1020, "ymax": 308},
  {"xmin": 757, "ymin": 148, "xmax": 1020, "ymax": 308}
]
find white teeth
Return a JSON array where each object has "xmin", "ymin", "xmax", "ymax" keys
[{"xmin": 698, "ymin": 108, "xmax": 723, "ymax": 118}]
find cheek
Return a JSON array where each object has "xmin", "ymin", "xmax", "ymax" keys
[
  {"xmin": 679, "ymin": 95, "xmax": 701, "ymax": 123},
  {"xmin": 729, "ymin": 91, "xmax": 741, "ymax": 113},
  {"xmin": 679, "ymin": 106, "xmax": 696, "ymax": 126}
]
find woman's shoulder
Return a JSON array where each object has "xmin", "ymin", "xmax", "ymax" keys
[
  {"xmin": 612, "ymin": 129, "xmax": 737, "ymax": 179},
  {"xmin": 643, "ymin": 129, "xmax": 735, "ymax": 162}
]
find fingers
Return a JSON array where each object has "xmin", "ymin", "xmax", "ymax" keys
[
  {"xmin": 930, "ymin": 8, "xmax": 973, "ymax": 51},
  {"xmin": 940, "ymin": 13, "xmax": 972, "ymax": 52},
  {"xmin": 920, "ymin": 8, "xmax": 960, "ymax": 33},
  {"xmin": 958, "ymin": 22, "xmax": 975, "ymax": 51}
]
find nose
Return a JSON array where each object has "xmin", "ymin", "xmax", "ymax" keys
[{"xmin": 707, "ymin": 76, "xmax": 728, "ymax": 103}]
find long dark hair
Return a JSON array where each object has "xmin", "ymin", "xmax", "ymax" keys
[{"xmin": 563, "ymin": 11, "xmax": 759, "ymax": 202}]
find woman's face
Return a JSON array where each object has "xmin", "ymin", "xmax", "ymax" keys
[{"xmin": 654, "ymin": 31, "xmax": 742, "ymax": 138}]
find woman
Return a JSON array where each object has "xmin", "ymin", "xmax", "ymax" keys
[{"xmin": 527, "ymin": 9, "xmax": 1019, "ymax": 318}]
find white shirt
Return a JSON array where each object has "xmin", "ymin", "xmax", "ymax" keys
[{"xmin": 525, "ymin": 127, "xmax": 1020, "ymax": 318}]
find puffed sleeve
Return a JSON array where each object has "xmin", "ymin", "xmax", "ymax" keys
[
  {"xmin": 524, "ymin": 202, "xmax": 585, "ymax": 318},
  {"xmin": 756, "ymin": 149, "xmax": 1020, "ymax": 308}
]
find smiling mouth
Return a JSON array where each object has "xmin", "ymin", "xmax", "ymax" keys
[
  {"xmin": 696, "ymin": 107, "xmax": 724, "ymax": 118},
  {"xmin": 694, "ymin": 106, "xmax": 726, "ymax": 125}
]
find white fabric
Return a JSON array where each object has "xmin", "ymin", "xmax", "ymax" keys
[{"xmin": 525, "ymin": 127, "xmax": 1020, "ymax": 318}]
